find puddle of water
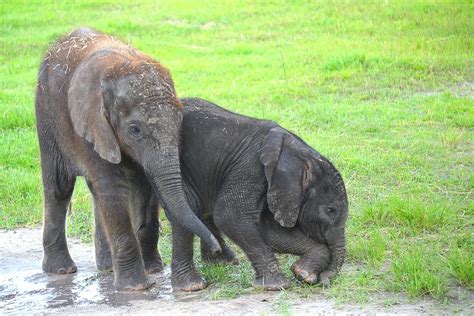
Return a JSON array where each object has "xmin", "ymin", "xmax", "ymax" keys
[
  {"xmin": 2, "ymin": 228, "xmax": 471, "ymax": 315},
  {"xmin": 0, "ymin": 228, "xmax": 195, "ymax": 314}
]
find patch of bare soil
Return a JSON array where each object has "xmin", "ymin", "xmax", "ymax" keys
[
  {"xmin": 420, "ymin": 81, "xmax": 474, "ymax": 99},
  {"xmin": 0, "ymin": 228, "xmax": 471, "ymax": 315}
]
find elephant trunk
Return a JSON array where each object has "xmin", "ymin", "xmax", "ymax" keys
[
  {"xmin": 146, "ymin": 146, "xmax": 221, "ymax": 255},
  {"xmin": 320, "ymin": 227, "xmax": 346, "ymax": 286},
  {"xmin": 328, "ymin": 240, "xmax": 346, "ymax": 272}
]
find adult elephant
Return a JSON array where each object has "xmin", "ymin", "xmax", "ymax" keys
[
  {"xmin": 97, "ymin": 97, "xmax": 348, "ymax": 291},
  {"xmin": 35, "ymin": 28, "xmax": 220, "ymax": 291}
]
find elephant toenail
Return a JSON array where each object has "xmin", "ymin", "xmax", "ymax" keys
[
  {"xmin": 299, "ymin": 270, "xmax": 309, "ymax": 278},
  {"xmin": 320, "ymin": 276, "xmax": 330, "ymax": 287},
  {"xmin": 306, "ymin": 274, "xmax": 317, "ymax": 283}
]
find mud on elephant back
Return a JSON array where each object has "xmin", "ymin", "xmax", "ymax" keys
[
  {"xmin": 35, "ymin": 28, "xmax": 221, "ymax": 291},
  {"xmin": 111, "ymin": 97, "xmax": 349, "ymax": 291}
]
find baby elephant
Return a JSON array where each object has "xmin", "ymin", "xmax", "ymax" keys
[
  {"xmin": 174, "ymin": 98, "xmax": 348, "ymax": 290},
  {"xmin": 35, "ymin": 28, "xmax": 220, "ymax": 291},
  {"xmin": 98, "ymin": 98, "xmax": 348, "ymax": 291},
  {"xmin": 172, "ymin": 98, "xmax": 348, "ymax": 291}
]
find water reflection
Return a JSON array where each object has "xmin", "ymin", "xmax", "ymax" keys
[{"xmin": 0, "ymin": 256, "xmax": 185, "ymax": 314}]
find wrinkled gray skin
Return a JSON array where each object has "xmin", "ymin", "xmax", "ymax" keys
[
  {"xmin": 35, "ymin": 28, "xmax": 220, "ymax": 291},
  {"xmin": 97, "ymin": 98, "xmax": 348, "ymax": 291}
]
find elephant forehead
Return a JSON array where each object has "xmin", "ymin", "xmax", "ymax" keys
[
  {"xmin": 127, "ymin": 76, "xmax": 176, "ymax": 99},
  {"xmin": 126, "ymin": 107, "xmax": 181, "ymax": 135},
  {"xmin": 141, "ymin": 101, "xmax": 181, "ymax": 116}
]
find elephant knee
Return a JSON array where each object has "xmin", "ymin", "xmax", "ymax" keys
[
  {"xmin": 317, "ymin": 246, "xmax": 331, "ymax": 264},
  {"xmin": 135, "ymin": 223, "xmax": 148, "ymax": 242},
  {"xmin": 212, "ymin": 211, "xmax": 226, "ymax": 232}
]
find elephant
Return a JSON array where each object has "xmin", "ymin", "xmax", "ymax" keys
[
  {"xmin": 35, "ymin": 28, "xmax": 220, "ymax": 291},
  {"xmin": 96, "ymin": 97, "xmax": 349, "ymax": 291}
]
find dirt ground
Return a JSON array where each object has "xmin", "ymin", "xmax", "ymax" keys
[{"xmin": 0, "ymin": 228, "xmax": 471, "ymax": 315}]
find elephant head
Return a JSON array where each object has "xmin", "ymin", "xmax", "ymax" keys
[
  {"xmin": 260, "ymin": 127, "xmax": 348, "ymax": 277},
  {"xmin": 67, "ymin": 48, "xmax": 220, "ymax": 254}
]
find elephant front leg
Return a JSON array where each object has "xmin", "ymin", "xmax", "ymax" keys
[
  {"xmin": 260, "ymin": 213, "xmax": 330, "ymax": 285},
  {"xmin": 219, "ymin": 220, "xmax": 290, "ymax": 290},
  {"xmin": 200, "ymin": 217, "xmax": 239, "ymax": 265},
  {"xmin": 169, "ymin": 221, "xmax": 207, "ymax": 291},
  {"xmin": 94, "ymin": 191, "xmax": 150, "ymax": 291},
  {"xmin": 93, "ymin": 194, "xmax": 163, "ymax": 274},
  {"xmin": 213, "ymin": 199, "xmax": 290, "ymax": 291},
  {"xmin": 94, "ymin": 201, "xmax": 113, "ymax": 271},
  {"xmin": 135, "ymin": 194, "xmax": 163, "ymax": 274},
  {"xmin": 290, "ymin": 248, "xmax": 331, "ymax": 285}
]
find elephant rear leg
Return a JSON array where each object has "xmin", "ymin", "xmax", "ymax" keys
[{"xmin": 41, "ymin": 151, "xmax": 77, "ymax": 274}]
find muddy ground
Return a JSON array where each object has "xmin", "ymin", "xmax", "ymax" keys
[{"xmin": 0, "ymin": 228, "xmax": 471, "ymax": 315}]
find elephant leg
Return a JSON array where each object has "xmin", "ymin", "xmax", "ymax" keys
[
  {"xmin": 93, "ymin": 199, "xmax": 112, "ymax": 271},
  {"xmin": 200, "ymin": 217, "xmax": 239, "ymax": 265},
  {"xmin": 136, "ymin": 193, "xmax": 163, "ymax": 274},
  {"xmin": 260, "ymin": 212, "xmax": 330, "ymax": 284},
  {"xmin": 213, "ymin": 193, "xmax": 290, "ymax": 291},
  {"xmin": 88, "ymin": 174, "xmax": 149, "ymax": 291},
  {"xmin": 127, "ymin": 171, "xmax": 163, "ymax": 274},
  {"xmin": 41, "ymin": 149, "xmax": 77, "ymax": 275},
  {"xmin": 169, "ymin": 221, "xmax": 207, "ymax": 292},
  {"xmin": 92, "ymin": 175, "xmax": 163, "ymax": 274}
]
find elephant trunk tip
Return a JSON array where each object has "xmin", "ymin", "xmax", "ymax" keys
[{"xmin": 208, "ymin": 235, "xmax": 222, "ymax": 256}]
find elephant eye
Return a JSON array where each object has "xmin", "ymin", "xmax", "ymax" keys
[
  {"xmin": 128, "ymin": 124, "xmax": 142, "ymax": 138},
  {"xmin": 325, "ymin": 207, "xmax": 337, "ymax": 217}
]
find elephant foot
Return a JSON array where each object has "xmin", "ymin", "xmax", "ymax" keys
[
  {"xmin": 144, "ymin": 256, "xmax": 164, "ymax": 274},
  {"xmin": 43, "ymin": 252, "xmax": 77, "ymax": 274},
  {"xmin": 291, "ymin": 258, "xmax": 321, "ymax": 285},
  {"xmin": 114, "ymin": 273, "xmax": 152, "ymax": 291},
  {"xmin": 202, "ymin": 247, "xmax": 239, "ymax": 265},
  {"xmin": 172, "ymin": 269, "xmax": 208, "ymax": 292},
  {"xmin": 319, "ymin": 270, "xmax": 337, "ymax": 287},
  {"xmin": 254, "ymin": 272, "xmax": 291, "ymax": 291},
  {"xmin": 96, "ymin": 255, "xmax": 113, "ymax": 272},
  {"xmin": 97, "ymin": 263, "xmax": 113, "ymax": 272}
]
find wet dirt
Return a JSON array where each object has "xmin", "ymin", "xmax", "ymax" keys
[
  {"xmin": 1, "ymin": 227, "xmax": 472, "ymax": 315},
  {"xmin": 0, "ymin": 227, "xmax": 191, "ymax": 314}
]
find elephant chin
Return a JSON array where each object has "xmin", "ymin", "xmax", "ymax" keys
[{"xmin": 145, "ymin": 153, "xmax": 221, "ymax": 255}]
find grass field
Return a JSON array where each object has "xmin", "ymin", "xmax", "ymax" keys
[{"xmin": 1, "ymin": 0, "xmax": 473, "ymax": 304}]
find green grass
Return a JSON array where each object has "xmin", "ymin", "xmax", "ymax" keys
[
  {"xmin": 1, "ymin": 0, "xmax": 473, "ymax": 305},
  {"xmin": 392, "ymin": 245, "xmax": 448, "ymax": 298}
]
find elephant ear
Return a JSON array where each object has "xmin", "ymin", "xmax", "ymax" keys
[
  {"xmin": 68, "ymin": 54, "xmax": 121, "ymax": 164},
  {"xmin": 260, "ymin": 127, "xmax": 301, "ymax": 227}
]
